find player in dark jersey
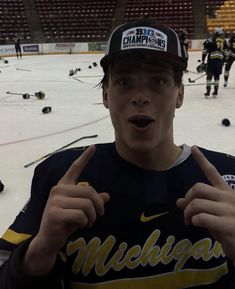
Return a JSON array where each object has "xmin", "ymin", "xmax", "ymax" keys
[
  {"xmin": 179, "ymin": 28, "xmax": 189, "ymax": 72},
  {"xmin": 202, "ymin": 27, "xmax": 227, "ymax": 98},
  {"xmin": 13, "ymin": 37, "xmax": 22, "ymax": 59},
  {"xmin": 224, "ymin": 34, "xmax": 235, "ymax": 87},
  {"xmin": 1, "ymin": 19, "xmax": 235, "ymax": 289}
]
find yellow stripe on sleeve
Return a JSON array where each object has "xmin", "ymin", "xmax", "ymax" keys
[{"xmin": 2, "ymin": 228, "xmax": 32, "ymax": 245}]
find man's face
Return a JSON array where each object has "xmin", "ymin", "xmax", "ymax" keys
[{"xmin": 102, "ymin": 54, "xmax": 184, "ymax": 157}]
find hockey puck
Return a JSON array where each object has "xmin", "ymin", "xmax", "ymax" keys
[
  {"xmin": 92, "ymin": 62, "xmax": 97, "ymax": 67},
  {"xmin": 221, "ymin": 118, "xmax": 230, "ymax": 126},
  {"xmin": 4, "ymin": 60, "xmax": 8, "ymax": 64},
  {"xmin": 23, "ymin": 93, "xmax": 30, "ymax": 99},
  {"xmin": 88, "ymin": 65, "xmax": 92, "ymax": 69},
  {"xmin": 69, "ymin": 69, "xmax": 75, "ymax": 76},
  {"xmin": 0, "ymin": 180, "xmax": 4, "ymax": 192},
  {"xmin": 42, "ymin": 106, "xmax": 52, "ymax": 114}
]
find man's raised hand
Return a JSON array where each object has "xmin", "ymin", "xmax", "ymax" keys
[
  {"xmin": 23, "ymin": 146, "xmax": 110, "ymax": 275},
  {"xmin": 177, "ymin": 146, "xmax": 235, "ymax": 264}
]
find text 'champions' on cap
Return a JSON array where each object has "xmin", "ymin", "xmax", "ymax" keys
[{"xmin": 100, "ymin": 19, "xmax": 187, "ymax": 71}]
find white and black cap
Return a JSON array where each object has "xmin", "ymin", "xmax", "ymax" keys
[{"xmin": 100, "ymin": 19, "xmax": 187, "ymax": 71}]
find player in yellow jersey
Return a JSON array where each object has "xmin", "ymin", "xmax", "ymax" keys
[{"xmin": 202, "ymin": 27, "xmax": 228, "ymax": 98}]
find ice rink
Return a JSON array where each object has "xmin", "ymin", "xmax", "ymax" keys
[{"xmin": 0, "ymin": 51, "xmax": 234, "ymax": 235}]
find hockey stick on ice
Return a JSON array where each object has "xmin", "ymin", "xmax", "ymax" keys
[
  {"xmin": 72, "ymin": 77, "xmax": 84, "ymax": 83},
  {"xmin": 185, "ymin": 82, "xmax": 216, "ymax": 86},
  {"xmin": 186, "ymin": 70, "xmax": 199, "ymax": 75},
  {"xmin": 6, "ymin": 91, "xmax": 29, "ymax": 96},
  {"xmin": 16, "ymin": 68, "xmax": 32, "ymax": 72},
  {"xmin": 24, "ymin": 134, "xmax": 98, "ymax": 168},
  {"xmin": 6, "ymin": 91, "xmax": 45, "ymax": 99},
  {"xmin": 188, "ymin": 73, "xmax": 206, "ymax": 83},
  {"xmin": 72, "ymin": 77, "xmax": 94, "ymax": 85}
]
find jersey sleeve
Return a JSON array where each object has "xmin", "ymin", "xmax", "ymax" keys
[
  {"xmin": 0, "ymin": 237, "xmax": 65, "ymax": 289},
  {"xmin": 0, "ymin": 149, "xmax": 77, "ymax": 288},
  {"xmin": 0, "ymin": 163, "xmax": 52, "ymax": 256}
]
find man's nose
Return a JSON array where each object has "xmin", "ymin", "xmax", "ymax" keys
[{"xmin": 131, "ymin": 88, "xmax": 150, "ymax": 106}]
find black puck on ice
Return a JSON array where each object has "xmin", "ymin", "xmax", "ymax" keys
[
  {"xmin": 88, "ymin": 65, "xmax": 92, "ymax": 69},
  {"xmin": 69, "ymin": 69, "xmax": 75, "ymax": 76},
  {"xmin": 221, "ymin": 118, "xmax": 230, "ymax": 126},
  {"xmin": 23, "ymin": 93, "xmax": 30, "ymax": 99},
  {"xmin": 42, "ymin": 106, "xmax": 52, "ymax": 114},
  {"xmin": 0, "ymin": 180, "xmax": 4, "ymax": 192}
]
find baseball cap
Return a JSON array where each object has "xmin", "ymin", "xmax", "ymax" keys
[{"xmin": 100, "ymin": 19, "xmax": 187, "ymax": 71}]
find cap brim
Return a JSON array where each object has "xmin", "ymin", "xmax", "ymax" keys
[{"xmin": 100, "ymin": 49, "xmax": 187, "ymax": 71}]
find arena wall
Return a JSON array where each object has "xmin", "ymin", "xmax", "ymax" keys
[{"xmin": 0, "ymin": 40, "xmax": 205, "ymax": 57}]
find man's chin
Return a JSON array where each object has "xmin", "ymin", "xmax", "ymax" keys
[
  {"xmin": 116, "ymin": 135, "xmax": 157, "ymax": 155},
  {"xmin": 129, "ymin": 140, "xmax": 154, "ymax": 153}
]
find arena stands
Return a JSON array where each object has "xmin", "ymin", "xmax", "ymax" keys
[
  {"xmin": 1, "ymin": 0, "xmax": 235, "ymax": 44},
  {"xmin": 205, "ymin": 0, "xmax": 235, "ymax": 34},
  {"xmin": 124, "ymin": 0, "xmax": 195, "ymax": 37},
  {"xmin": 0, "ymin": 0, "xmax": 31, "ymax": 44},
  {"xmin": 34, "ymin": 0, "xmax": 116, "ymax": 42}
]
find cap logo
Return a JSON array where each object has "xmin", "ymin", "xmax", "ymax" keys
[{"xmin": 121, "ymin": 26, "xmax": 168, "ymax": 52}]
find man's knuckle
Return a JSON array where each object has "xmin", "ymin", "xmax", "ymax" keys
[
  {"xmin": 196, "ymin": 213, "xmax": 207, "ymax": 225},
  {"xmin": 77, "ymin": 212, "xmax": 89, "ymax": 228},
  {"xmin": 193, "ymin": 182, "xmax": 204, "ymax": 192},
  {"xmin": 50, "ymin": 185, "xmax": 60, "ymax": 195},
  {"xmin": 83, "ymin": 198, "xmax": 93, "ymax": 210},
  {"xmin": 190, "ymin": 199, "xmax": 200, "ymax": 210}
]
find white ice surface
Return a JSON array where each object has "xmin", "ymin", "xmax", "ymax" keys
[{"xmin": 0, "ymin": 51, "xmax": 234, "ymax": 235}]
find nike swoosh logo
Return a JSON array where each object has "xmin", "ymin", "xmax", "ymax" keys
[{"xmin": 140, "ymin": 211, "xmax": 169, "ymax": 222}]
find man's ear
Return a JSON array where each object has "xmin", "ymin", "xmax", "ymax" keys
[
  {"xmin": 176, "ymin": 83, "xmax": 184, "ymax": 109},
  {"xmin": 102, "ymin": 88, "xmax": 109, "ymax": 108}
]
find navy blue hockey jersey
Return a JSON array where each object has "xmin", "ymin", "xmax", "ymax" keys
[{"xmin": 0, "ymin": 143, "xmax": 235, "ymax": 289}]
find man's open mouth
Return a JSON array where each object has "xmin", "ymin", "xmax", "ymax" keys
[{"xmin": 128, "ymin": 116, "xmax": 154, "ymax": 128}]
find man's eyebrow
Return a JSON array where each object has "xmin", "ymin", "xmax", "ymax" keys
[{"xmin": 113, "ymin": 67, "xmax": 172, "ymax": 75}]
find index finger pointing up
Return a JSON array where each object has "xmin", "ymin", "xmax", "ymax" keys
[
  {"xmin": 191, "ymin": 145, "xmax": 230, "ymax": 190},
  {"xmin": 59, "ymin": 145, "xmax": 96, "ymax": 185}
]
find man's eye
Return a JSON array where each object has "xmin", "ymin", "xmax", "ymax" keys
[
  {"xmin": 116, "ymin": 78, "xmax": 129, "ymax": 86},
  {"xmin": 153, "ymin": 78, "xmax": 167, "ymax": 86}
]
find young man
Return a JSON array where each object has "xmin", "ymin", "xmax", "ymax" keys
[
  {"xmin": 202, "ymin": 27, "xmax": 227, "ymax": 98},
  {"xmin": 0, "ymin": 19, "xmax": 235, "ymax": 289}
]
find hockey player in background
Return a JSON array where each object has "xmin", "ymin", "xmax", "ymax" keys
[
  {"xmin": 179, "ymin": 28, "xmax": 189, "ymax": 72},
  {"xmin": 224, "ymin": 34, "xmax": 235, "ymax": 87},
  {"xmin": 202, "ymin": 27, "xmax": 227, "ymax": 98},
  {"xmin": 13, "ymin": 37, "xmax": 22, "ymax": 59}
]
